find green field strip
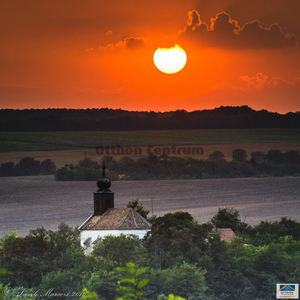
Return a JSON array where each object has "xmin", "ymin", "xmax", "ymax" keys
[{"xmin": 1, "ymin": 128, "xmax": 300, "ymax": 152}]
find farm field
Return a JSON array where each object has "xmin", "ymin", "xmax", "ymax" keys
[
  {"xmin": 1, "ymin": 175, "xmax": 300, "ymax": 237},
  {"xmin": 1, "ymin": 129, "xmax": 300, "ymax": 167},
  {"xmin": 1, "ymin": 128, "xmax": 300, "ymax": 152},
  {"xmin": 1, "ymin": 143, "xmax": 300, "ymax": 168}
]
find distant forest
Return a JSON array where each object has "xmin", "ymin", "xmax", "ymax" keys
[{"xmin": 1, "ymin": 106, "xmax": 300, "ymax": 131}]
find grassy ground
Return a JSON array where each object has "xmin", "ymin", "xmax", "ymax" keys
[
  {"xmin": 1, "ymin": 128, "xmax": 300, "ymax": 152},
  {"xmin": 1, "ymin": 129, "xmax": 300, "ymax": 167}
]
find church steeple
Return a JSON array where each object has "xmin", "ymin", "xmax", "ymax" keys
[{"xmin": 94, "ymin": 162, "xmax": 114, "ymax": 215}]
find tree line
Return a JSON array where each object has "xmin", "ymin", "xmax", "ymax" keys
[
  {"xmin": 1, "ymin": 106, "xmax": 300, "ymax": 131},
  {"xmin": 1, "ymin": 203, "xmax": 300, "ymax": 299},
  {"xmin": 55, "ymin": 148, "xmax": 300, "ymax": 181},
  {"xmin": 2, "ymin": 148, "xmax": 299, "ymax": 180},
  {"xmin": 0, "ymin": 157, "xmax": 56, "ymax": 177}
]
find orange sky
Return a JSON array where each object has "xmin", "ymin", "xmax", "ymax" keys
[{"xmin": 0, "ymin": 0, "xmax": 300, "ymax": 113}]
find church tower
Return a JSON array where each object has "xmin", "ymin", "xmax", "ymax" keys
[
  {"xmin": 93, "ymin": 163, "xmax": 114, "ymax": 215},
  {"xmin": 79, "ymin": 162, "xmax": 151, "ymax": 254}
]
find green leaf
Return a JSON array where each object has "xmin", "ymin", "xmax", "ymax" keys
[
  {"xmin": 119, "ymin": 278, "xmax": 136, "ymax": 284},
  {"xmin": 126, "ymin": 262, "xmax": 135, "ymax": 269},
  {"xmin": 136, "ymin": 268, "xmax": 148, "ymax": 276},
  {"xmin": 137, "ymin": 278, "xmax": 149, "ymax": 289},
  {"xmin": 117, "ymin": 286, "xmax": 136, "ymax": 293},
  {"xmin": 80, "ymin": 288, "xmax": 99, "ymax": 300}
]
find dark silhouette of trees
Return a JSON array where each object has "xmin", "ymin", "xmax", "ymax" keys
[
  {"xmin": 0, "ymin": 158, "xmax": 56, "ymax": 177},
  {"xmin": 1, "ymin": 106, "xmax": 300, "ymax": 131},
  {"xmin": 284, "ymin": 150, "xmax": 300, "ymax": 164},
  {"xmin": 232, "ymin": 149, "xmax": 247, "ymax": 162},
  {"xmin": 15, "ymin": 157, "xmax": 41, "ymax": 175},
  {"xmin": 250, "ymin": 151, "xmax": 265, "ymax": 166},
  {"xmin": 40, "ymin": 159, "xmax": 56, "ymax": 174},
  {"xmin": 78, "ymin": 158, "xmax": 98, "ymax": 169},
  {"xmin": 0, "ymin": 162, "xmax": 15, "ymax": 176},
  {"xmin": 267, "ymin": 150, "xmax": 284, "ymax": 164},
  {"xmin": 208, "ymin": 151, "xmax": 226, "ymax": 162},
  {"xmin": 250, "ymin": 151, "xmax": 265, "ymax": 162},
  {"xmin": 54, "ymin": 150, "xmax": 300, "ymax": 181}
]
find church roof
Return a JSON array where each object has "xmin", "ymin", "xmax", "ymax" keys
[
  {"xmin": 218, "ymin": 228, "xmax": 235, "ymax": 241},
  {"xmin": 79, "ymin": 208, "xmax": 152, "ymax": 231}
]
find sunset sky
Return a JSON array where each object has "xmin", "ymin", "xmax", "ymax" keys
[{"xmin": 1, "ymin": 0, "xmax": 300, "ymax": 113}]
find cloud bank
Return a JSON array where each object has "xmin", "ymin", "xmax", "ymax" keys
[{"xmin": 179, "ymin": 10, "xmax": 297, "ymax": 49}]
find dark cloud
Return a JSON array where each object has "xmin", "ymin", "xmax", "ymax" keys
[
  {"xmin": 124, "ymin": 37, "xmax": 145, "ymax": 49},
  {"xmin": 179, "ymin": 10, "xmax": 297, "ymax": 49},
  {"xmin": 99, "ymin": 37, "xmax": 147, "ymax": 51}
]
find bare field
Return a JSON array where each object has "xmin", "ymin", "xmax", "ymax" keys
[
  {"xmin": 1, "ymin": 175, "xmax": 300, "ymax": 237},
  {"xmin": 1, "ymin": 142, "xmax": 300, "ymax": 167}
]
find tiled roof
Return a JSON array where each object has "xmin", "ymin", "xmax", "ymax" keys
[
  {"xmin": 218, "ymin": 228, "xmax": 235, "ymax": 241},
  {"xmin": 79, "ymin": 208, "xmax": 152, "ymax": 230}
]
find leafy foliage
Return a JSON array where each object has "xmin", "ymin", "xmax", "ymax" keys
[
  {"xmin": 92, "ymin": 235, "xmax": 144, "ymax": 267},
  {"xmin": 116, "ymin": 262, "xmax": 149, "ymax": 300},
  {"xmin": 127, "ymin": 199, "xmax": 150, "ymax": 220},
  {"xmin": 2, "ymin": 209, "xmax": 300, "ymax": 299},
  {"xmin": 211, "ymin": 207, "xmax": 253, "ymax": 234}
]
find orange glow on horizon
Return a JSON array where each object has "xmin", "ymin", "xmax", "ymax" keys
[{"xmin": 0, "ymin": 2, "xmax": 299, "ymax": 114}]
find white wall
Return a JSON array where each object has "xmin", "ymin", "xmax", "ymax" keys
[{"xmin": 80, "ymin": 229, "xmax": 150, "ymax": 254}]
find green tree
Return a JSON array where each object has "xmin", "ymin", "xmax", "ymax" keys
[
  {"xmin": 284, "ymin": 150, "xmax": 300, "ymax": 164},
  {"xmin": 40, "ymin": 159, "xmax": 56, "ymax": 174},
  {"xmin": 232, "ymin": 149, "xmax": 247, "ymax": 162},
  {"xmin": 210, "ymin": 207, "xmax": 252, "ymax": 233},
  {"xmin": 78, "ymin": 158, "xmax": 99, "ymax": 169},
  {"xmin": 145, "ymin": 212, "xmax": 211, "ymax": 268},
  {"xmin": 208, "ymin": 151, "xmax": 226, "ymax": 162},
  {"xmin": 81, "ymin": 270, "xmax": 121, "ymax": 299},
  {"xmin": 147, "ymin": 263, "xmax": 207, "ymax": 300},
  {"xmin": 0, "ymin": 162, "xmax": 15, "ymax": 177},
  {"xmin": 92, "ymin": 235, "xmax": 144, "ymax": 267},
  {"xmin": 127, "ymin": 199, "xmax": 149, "ymax": 219},
  {"xmin": 38, "ymin": 270, "xmax": 81, "ymax": 300},
  {"xmin": 15, "ymin": 157, "xmax": 41, "ymax": 176},
  {"xmin": 267, "ymin": 150, "xmax": 284, "ymax": 164},
  {"xmin": 116, "ymin": 262, "xmax": 149, "ymax": 300}
]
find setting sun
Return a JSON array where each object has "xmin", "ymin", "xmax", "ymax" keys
[{"xmin": 153, "ymin": 44, "xmax": 187, "ymax": 74}]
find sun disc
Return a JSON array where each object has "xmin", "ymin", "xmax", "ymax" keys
[{"xmin": 153, "ymin": 44, "xmax": 187, "ymax": 74}]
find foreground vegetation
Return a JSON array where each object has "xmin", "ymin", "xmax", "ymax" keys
[
  {"xmin": 1, "ymin": 204, "xmax": 300, "ymax": 300},
  {"xmin": 54, "ymin": 149, "xmax": 300, "ymax": 181}
]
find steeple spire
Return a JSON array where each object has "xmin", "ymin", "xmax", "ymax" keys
[
  {"xmin": 97, "ymin": 161, "xmax": 111, "ymax": 191},
  {"xmin": 102, "ymin": 162, "xmax": 106, "ymax": 177},
  {"xmin": 94, "ymin": 161, "xmax": 114, "ymax": 215}
]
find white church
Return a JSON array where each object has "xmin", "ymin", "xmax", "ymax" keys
[{"xmin": 79, "ymin": 164, "xmax": 152, "ymax": 253}]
